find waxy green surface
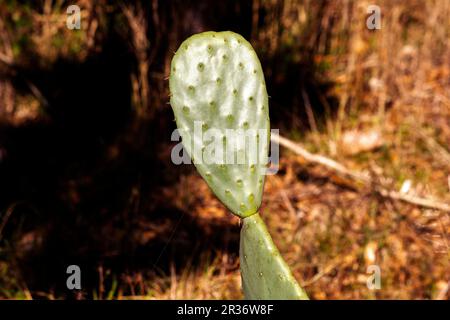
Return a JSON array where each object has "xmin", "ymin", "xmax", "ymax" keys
[
  {"xmin": 240, "ymin": 213, "xmax": 309, "ymax": 300},
  {"xmin": 169, "ymin": 31, "xmax": 270, "ymax": 217}
]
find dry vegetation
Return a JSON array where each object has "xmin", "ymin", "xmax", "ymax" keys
[{"xmin": 0, "ymin": 0, "xmax": 449, "ymax": 299}]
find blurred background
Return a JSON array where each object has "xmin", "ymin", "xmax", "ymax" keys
[{"xmin": 0, "ymin": 0, "xmax": 449, "ymax": 299}]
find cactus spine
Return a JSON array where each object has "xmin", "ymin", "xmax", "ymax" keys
[{"xmin": 169, "ymin": 31, "xmax": 308, "ymax": 300}]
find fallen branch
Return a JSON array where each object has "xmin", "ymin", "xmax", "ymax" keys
[
  {"xmin": 377, "ymin": 189, "xmax": 450, "ymax": 213},
  {"xmin": 272, "ymin": 133, "xmax": 450, "ymax": 213}
]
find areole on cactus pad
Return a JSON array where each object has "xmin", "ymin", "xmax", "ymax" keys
[{"xmin": 169, "ymin": 31, "xmax": 308, "ymax": 300}]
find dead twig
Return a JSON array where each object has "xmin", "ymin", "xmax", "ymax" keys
[
  {"xmin": 377, "ymin": 189, "xmax": 450, "ymax": 213},
  {"xmin": 272, "ymin": 133, "xmax": 450, "ymax": 213},
  {"xmin": 273, "ymin": 132, "xmax": 371, "ymax": 183}
]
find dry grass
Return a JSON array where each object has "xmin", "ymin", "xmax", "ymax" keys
[{"xmin": 140, "ymin": 152, "xmax": 448, "ymax": 299}]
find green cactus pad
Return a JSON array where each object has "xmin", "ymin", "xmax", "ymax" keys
[
  {"xmin": 169, "ymin": 31, "xmax": 270, "ymax": 217},
  {"xmin": 240, "ymin": 213, "xmax": 309, "ymax": 300}
]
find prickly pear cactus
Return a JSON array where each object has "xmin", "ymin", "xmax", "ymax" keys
[
  {"xmin": 240, "ymin": 213, "xmax": 309, "ymax": 300},
  {"xmin": 169, "ymin": 31, "xmax": 269, "ymax": 218},
  {"xmin": 170, "ymin": 31, "xmax": 308, "ymax": 300}
]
